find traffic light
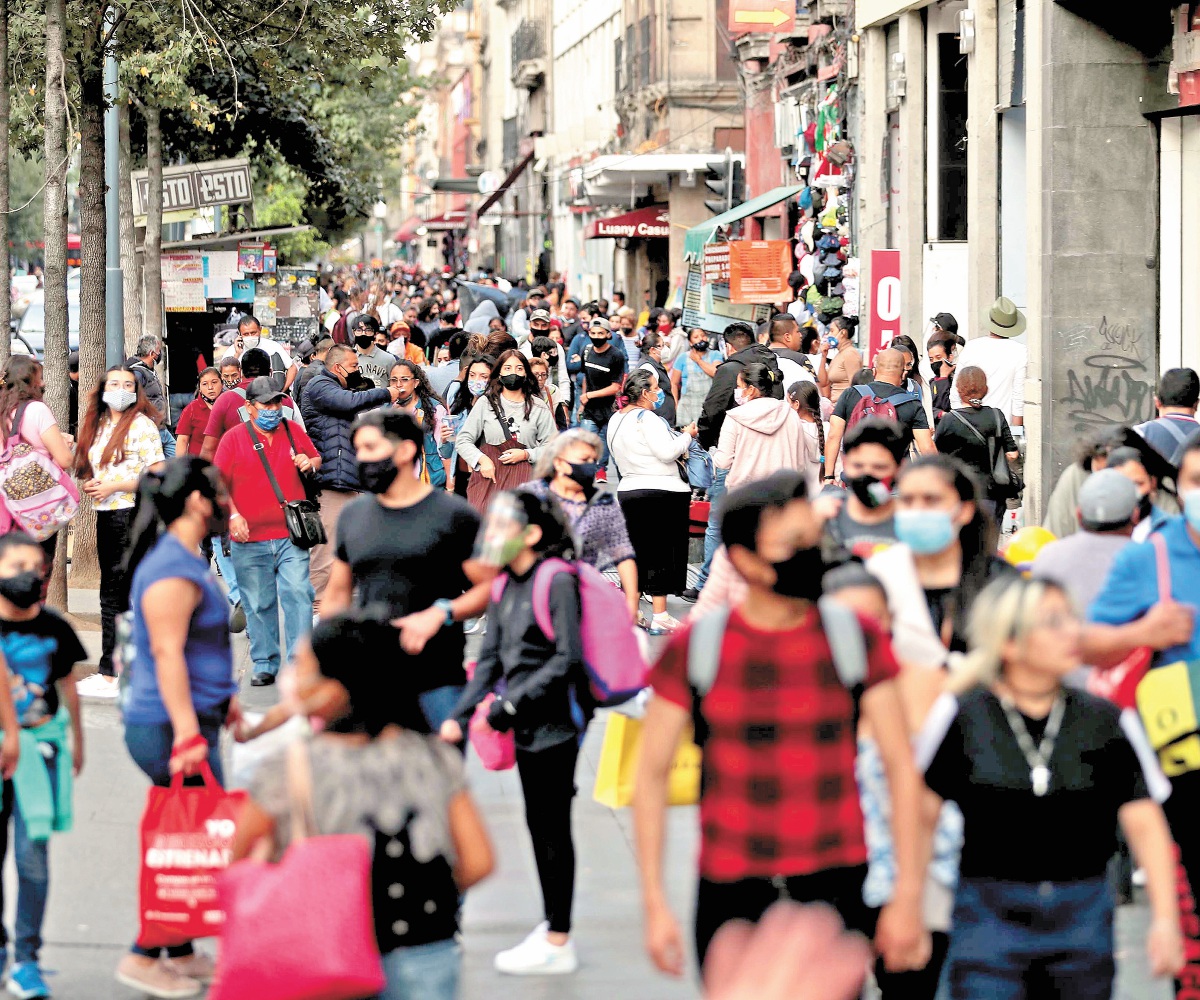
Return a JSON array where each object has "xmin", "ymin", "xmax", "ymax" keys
[
  {"xmin": 729, "ymin": 159, "xmax": 745, "ymax": 208},
  {"xmin": 705, "ymin": 149, "xmax": 735, "ymax": 215}
]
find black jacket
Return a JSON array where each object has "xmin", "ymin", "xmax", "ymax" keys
[
  {"xmin": 642, "ymin": 355, "xmax": 677, "ymax": 426},
  {"xmin": 696, "ymin": 343, "xmax": 783, "ymax": 450},
  {"xmin": 126, "ymin": 357, "xmax": 165, "ymax": 418},
  {"xmin": 299, "ymin": 368, "xmax": 391, "ymax": 491}
]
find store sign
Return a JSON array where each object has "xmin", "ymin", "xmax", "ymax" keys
[
  {"xmin": 585, "ymin": 205, "xmax": 669, "ymax": 239},
  {"xmin": 132, "ymin": 158, "xmax": 253, "ymax": 217},
  {"xmin": 868, "ymin": 249, "xmax": 902, "ymax": 363},
  {"xmin": 728, "ymin": 0, "xmax": 795, "ymax": 35},
  {"xmin": 702, "ymin": 243, "xmax": 731, "ymax": 285},
  {"xmin": 1174, "ymin": 7, "xmax": 1200, "ymax": 107},
  {"xmin": 682, "ymin": 262, "xmax": 772, "ymax": 335},
  {"xmin": 728, "ymin": 240, "xmax": 791, "ymax": 304}
]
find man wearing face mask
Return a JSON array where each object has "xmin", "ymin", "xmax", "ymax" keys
[
  {"xmin": 219, "ymin": 315, "xmax": 298, "ymax": 391},
  {"xmin": 350, "ymin": 315, "xmax": 397, "ymax": 390},
  {"xmin": 578, "ymin": 318, "xmax": 627, "ymax": 468},
  {"xmin": 214, "ymin": 378, "xmax": 322, "ymax": 687},
  {"xmin": 818, "ymin": 418, "xmax": 905, "ymax": 563},
  {"xmin": 300, "ymin": 344, "xmax": 398, "ymax": 607},
  {"xmin": 200, "ymin": 348, "xmax": 305, "ymax": 462},
  {"xmin": 322, "ymin": 408, "xmax": 491, "ymax": 730},
  {"xmin": 634, "ymin": 471, "xmax": 928, "ymax": 980}
]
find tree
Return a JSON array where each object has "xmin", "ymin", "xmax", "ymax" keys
[
  {"xmin": 118, "ymin": 96, "xmax": 140, "ymax": 353},
  {"xmin": 0, "ymin": 0, "xmax": 11, "ymax": 369}
]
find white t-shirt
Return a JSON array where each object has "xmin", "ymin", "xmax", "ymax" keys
[
  {"xmin": 375, "ymin": 301, "xmax": 404, "ymax": 330},
  {"xmin": 773, "ymin": 354, "xmax": 814, "ymax": 391},
  {"xmin": 949, "ymin": 336, "xmax": 1028, "ymax": 420},
  {"xmin": 221, "ymin": 338, "xmax": 293, "ymax": 372}
]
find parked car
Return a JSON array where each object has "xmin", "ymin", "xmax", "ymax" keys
[{"xmin": 18, "ymin": 295, "xmax": 80, "ymax": 356}]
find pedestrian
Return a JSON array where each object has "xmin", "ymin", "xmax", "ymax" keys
[
  {"xmin": 352, "ymin": 314, "xmax": 398, "ymax": 390},
  {"xmin": 615, "ymin": 307, "xmax": 641, "ymax": 368},
  {"xmin": 219, "ymin": 315, "xmax": 298, "ymax": 391},
  {"xmin": 173, "ymin": 368, "xmax": 223, "ymax": 457},
  {"xmin": 817, "ymin": 418, "xmax": 905, "ymax": 562},
  {"xmin": 1105, "ymin": 445, "xmax": 1171, "ymax": 542},
  {"xmin": 670, "ymin": 328, "xmax": 723, "ymax": 430},
  {"xmin": 715, "ymin": 363, "xmax": 808, "ymax": 489},
  {"xmin": 607, "ymin": 368, "xmax": 695, "ymax": 634},
  {"xmin": 198, "ymin": 348, "xmax": 305, "ymax": 462},
  {"xmin": 529, "ymin": 357, "xmax": 569, "ymax": 432},
  {"xmin": 528, "ymin": 429, "xmax": 639, "ymax": 619},
  {"xmin": 1135, "ymin": 368, "xmax": 1200, "ymax": 466},
  {"xmin": 528, "ymin": 333, "xmax": 571, "ymax": 413},
  {"xmin": 387, "ymin": 319, "xmax": 427, "ymax": 366},
  {"xmin": 455, "ymin": 349, "xmax": 556, "ymax": 513},
  {"xmin": 291, "ymin": 336, "xmax": 334, "ymax": 411},
  {"xmin": 933, "ymin": 366, "xmax": 1019, "ymax": 531},
  {"xmin": 231, "ymin": 611, "xmax": 495, "ymax": 1000},
  {"xmin": 389, "ymin": 359, "xmax": 452, "ymax": 489},
  {"xmin": 765, "ymin": 314, "xmax": 816, "ymax": 389},
  {"xmin": 634, "ymin": 471, "xmax": 928, "ymax": 976},
  {"xmin": 218, "ymin": 357, "xmax": 242, "ymax": 393},
  {"xmin": 125, "ymin": 334, "xmax": 176, "ymax": 457},
  {"xmin": 446, "ymin": 355, "xmax": 495, "ymax": 496},
  {"xmin": 949, "ymin": 296, "xmax": 1028, "ymax": 428},
  {"xmin": 1042, "ymin": 427, "xmax": 1122, "ymax": 539},
  {"xmin": 576, "ymin": 318, "xmax": 627, "ymax": 469},
  {"xmin": 214, "ymin": 377, "xmax": 321, "ymax": 687},
  {"xmin": 441, "ymin": 488, "xmax": 588, "ymax": 976},
  {"xmin": 426, "ymin": 330, "xmax": 468, "ymax": 398},
  {"xmin": 300, "ymin": 344, "xmax": 398, "ymax": 607},
  {"xmin": 114, "ymin": 457, "xmax": 239, "ymax": 999},
  {"xmin": 824, "ymin": 316, "xmax": 863, "ymax": 403},
  {"xmin": 323, "ymin": 408, "xmax": 490, "ymax": 730},
  {"xmin": 786, "ymin": 380, "xmax": 827, "ymax": 497},
  {"xmin": 637, "ymin": 332, "xmax": 677, "ymax": 427},
  {"xmin": 927, "ymin": 333, "xmax": 961, "ymax": 425},
  {"xmin": 0, "ymin": 531, "xmax": 83, "ymax": 999},
  {"xmin": 73, "ymin": 367, "xmax": 165, "ymax": 700},
  {"xmin": 918, "ymin": 574, "xmax": 1184, "ymax": 998}
]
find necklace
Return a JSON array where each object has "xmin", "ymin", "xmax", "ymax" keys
[{"xmin": 997, "ymin": 690, "xmax": 1065, "ymax": 797}]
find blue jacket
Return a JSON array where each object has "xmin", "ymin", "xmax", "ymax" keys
[{"xmin": 299, "ymin": 368, "xmax": 391, "ymax": 491}]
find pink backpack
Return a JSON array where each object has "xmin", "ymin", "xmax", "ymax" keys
[
  {"xmin": 491, "ymin": 557, "xmax": 648, "ymax": 706},
  {"xmin": 0, "ymin": 402, "xmax": 79, "ymax": 541}
]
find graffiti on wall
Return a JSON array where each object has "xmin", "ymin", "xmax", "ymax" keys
[{"xmin": 1059, "ymin": 317, "xmax": 1155, "ymax": 430}]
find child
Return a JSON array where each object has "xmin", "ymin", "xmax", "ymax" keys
[
  {"xmin": 0, "ymin": 532, "xmax": 84, "ymax": 998},
  {"xmin": 441, "ymin": 487, "xmax": 586, "ymax": 976},
  {"xmin": 231, "ymin": 611, "xmax": 493, "ymax": 1000}
]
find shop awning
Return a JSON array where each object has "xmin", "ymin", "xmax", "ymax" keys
[
  {"xmin": 683, "ymin": 185, "xmax": 804, "ymax": 260},
  {"xmin": 586, "ymin": 205, "xmax": 670, "ymax": 240},
  {"xmin": 393, "ymin": 217, "xmax": 423, "ymax": 243},
  {"xmin": 476, "ymin": 151, "xmax": 535, "ymax": 218},
  {"xmin": 421, "ymin": 210, "xmax": 468, "ymax": 231}
]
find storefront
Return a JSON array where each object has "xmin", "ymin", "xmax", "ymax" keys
[{"xmin": 585, "ymin": 205, "xmax": 671, "ymax": 309}]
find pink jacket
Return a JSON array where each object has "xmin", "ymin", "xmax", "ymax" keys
[{"xmin": 714, "ymin": 397, "xmax": 814, "ymax": 489}]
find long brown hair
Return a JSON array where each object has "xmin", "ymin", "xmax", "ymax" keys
[
  {"xmin": 74, "ymin": 366, "xmax": 159, "ymax": 479},
  {"xmin": 0, "ymin": 356, "xmax": 45, "ymax": 439},
  {"xmin": 485, "ymin": 349, "xmax": 537, "ymax": 419}
]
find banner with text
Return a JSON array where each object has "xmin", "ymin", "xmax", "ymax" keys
[
  {"xmin": 868, "ymin": 249, "xmax": 902, "ymax": 364},
  {"xmin": 728, "ymin": 240, "xmax": 791, "ymax": 305}
]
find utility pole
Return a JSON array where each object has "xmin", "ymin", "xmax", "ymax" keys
[{"xmin": 103, "ymin": 9, "xmax": 123, "ymax": 368}]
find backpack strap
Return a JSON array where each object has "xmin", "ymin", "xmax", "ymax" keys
[
  {"xmin": 687, "ymin": 608, "xmax": 731, "ymax": 696},
  {"xmin": 489, "ymin": 572, "xmax": 509, "ymax": 605},
  {"xmin": 854, "ymin": 384, "xmax": 873, "ymax": 400},
  {"xmin": 530, "ymin": 557, "xmax": 575, "ymax": 643},
  {"xmin": 817, "ymin": 597, "xmax": 868, "ymax": 690},
  {"xmin": 5, "ymin": 401, "xmax": 30, "ymax": 449},
  {"xmin": 889, "ymin": 390, "xmax": 921, "ymax": 407}
]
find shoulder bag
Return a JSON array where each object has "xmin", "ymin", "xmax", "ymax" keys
[
  {"xmin": 947, "ymin": 408, "xmax": 1023, "ymax": 499},
  {"xmin": 238, "ymin": 409, "xmax": 326, "ymax": 550},
  {"xmin": 0, "ymin": 401, "xmax": 79, "ymax": 541}
]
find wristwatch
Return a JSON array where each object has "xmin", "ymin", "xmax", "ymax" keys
[{"xmin": 433, "ymin": 598, "xmax": 455, "ymax": 627}]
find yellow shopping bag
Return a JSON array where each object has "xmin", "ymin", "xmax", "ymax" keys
[
  {"xmin": 1137, "ymin": 659, "xmax": 1200, "ymax": 777},
  {"xmin": 592, "ymin": 712, "xmax": 701, "ymax": 809}
]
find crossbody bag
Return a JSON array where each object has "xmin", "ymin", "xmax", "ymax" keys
[{"xmin": 238, "ymin": 410, "xmax": 326, "ymax": 550}]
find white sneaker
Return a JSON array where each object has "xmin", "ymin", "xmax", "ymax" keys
[
  {"xmin": 76, "ymin": 673, "xmax": 119, "ymax": 699},
  {"xmin": 494, "ymin": 923, "xmax": 578, "ymax": 976}
]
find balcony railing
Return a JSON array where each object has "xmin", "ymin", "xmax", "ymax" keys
[{"xmin": 511, "ymin": 19, "xmax": 545, "ymax": 67}]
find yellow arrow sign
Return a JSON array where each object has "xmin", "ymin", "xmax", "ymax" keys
[{"xmin": 733, "ymin": 7, "xmax": 791, "ymax": 28}]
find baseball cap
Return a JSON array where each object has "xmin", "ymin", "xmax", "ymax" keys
[
  {"xmin": 590, "ymin": 317, "xmax": 612, "ymax": 333},
  {"xmin": 931, "ymin": 312, "xmax": 959, "ymax": 335},
  {"xmin": 1078, "ymin": 468, "xmax": 1138, "ymax": 529},
  {"xmin": 246, "ymin": 375, "xmax": 288, "ymax": 405},
  {"xmin": 530, "ymin": 308, "xmax": 551, "ymax": 324}
]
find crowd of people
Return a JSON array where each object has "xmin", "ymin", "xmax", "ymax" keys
[{"xmin": 0, "ymin": 260, "xmax": 1192, "ymax": 1000}]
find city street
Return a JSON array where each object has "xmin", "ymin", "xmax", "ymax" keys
[{"xmin": 23, "ymin": 587, "xmax": 1172, "ymax": 999}]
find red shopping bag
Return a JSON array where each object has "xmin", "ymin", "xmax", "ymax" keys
[
  {"xmin": 138, "ymin": 761, "xmax": 247, "ymax": 948},
  {"xmin": 470, "ymin": 694, "xmax": 517, "ymax": 771}
]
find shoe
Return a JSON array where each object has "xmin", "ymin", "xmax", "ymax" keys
[
  {"xmin": 161, "ymin": 952, "xmax": 214, "ymax": 984},
  {"xmin": 76, "ymin": 673, "xmax": 119, "ymax": 699},
  {"xmin": 250, "ymin": 673, "xmax": 276, "ymax": 687},
  {"xmin": 6, "ymin": 964, "xmax": 48, "ymax": 999},
  {"xmin": 115, "ymin": 955, "xmax": 200, "ymax": 1000},
  {"xmin": 464, "ymin": 615, "xmax": 486, "ymax": 635},
  {"xmin": 651, "ymin": 613, "xmax": 683, "ymax": 634},
  {"xmin": 229, "ymin": 603, "xmax": 247, "ymax": 634},
  {"xmin": 680, "ymin": 587, "xmax": 700, "ymax": 603},
  {"xmin": 494, "ymin": 923, "xmax": 578, "ymax": 976},
  {"xmin": 594, "ymin": 468, "xmax": 608, "ymax": 484}
]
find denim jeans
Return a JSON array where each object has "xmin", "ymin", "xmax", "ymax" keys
[
  {"xmin": 418, "ymin": 685, "xmax": 465, "ymax": 732},
  {"xmin": 211, "ymin": 535, "xmax": 240, "ymax": 607},
  {"xmin": 0, "ymin": 747, "xmax": 59, "ymax": 966},
  {"xmin": 124, "ymin": 710, "xmax": 226, "ymax": 958},
  {"xmin": 375, "ymin": 939, "xmax": 460, "ymax": 1000},
  {"xmin": 579, "ymin": 416, "xmax": 610, "ymax": 467},
  {"xmin": 694, "ymin": 466, "xmax": 728, "ymax": 591},
  {"xmin": 946, "ymin": 877, "xmax": 1114, "ymax": 1000},
  {"xmin": 231, "ymin": 537, "xmax": 315, "ymax": 677}
]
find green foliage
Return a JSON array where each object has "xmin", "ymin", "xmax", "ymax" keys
[
  {"xmin": 7, "ymin": 151, "xmax": 44, "ymax": 256},
  {"xmin": 254, "ymin": 153, "xmax": 332, "ymax": 263}
]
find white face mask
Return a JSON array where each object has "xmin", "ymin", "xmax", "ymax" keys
[
  {"xmin": 103, "ymin": 388, "xmax": 136, "ymax": 413},
  {"xmin": 734, "ymin": 387, "xmax": 747, "ymax": 406}
]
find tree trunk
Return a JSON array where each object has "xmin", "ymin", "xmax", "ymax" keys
[
  {"xmin": 118, "ymin": 97, "xmax": 141, "ymax": 354},
  {"xmin": 42, "ymin": 0, "xmax": 69, "ymax": 611},
  {"xmin": 0, "ymin": 0, "xmax": 11, "ymax": 370},
  {"xmin": 140, "ymin": 105, "xmax": 162, "ymax": 344}
]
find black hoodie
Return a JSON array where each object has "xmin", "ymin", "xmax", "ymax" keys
[{"xmin": 696, "ymin": 343, "xmax": 783, "ymax": 450}]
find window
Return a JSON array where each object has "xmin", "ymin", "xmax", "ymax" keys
[{"xmin": 937, "ymin": 33, "xmax": 968, "ymax": 241}]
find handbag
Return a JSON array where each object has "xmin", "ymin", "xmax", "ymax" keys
[
  {"xmin": 946, "ymin": 408, "xmax": 1023, "ymax": 499},
  {"xmin": 0, "ymin": 401, "xmax": 79, "ymax": 541},
  {"xmin": 464, "ymin": 661, "xmax": 515, "ymax": 771},
  {"xmin": 209, "ymin": 742, "xmax": 386, "ymax": 1000},
  {"xmin": 592, "ymin": 712, "xmax": 701, "ymax": 808},
  {"xmin": 238, "ymin": 410, "xmax": 326, "ymax": 550}
]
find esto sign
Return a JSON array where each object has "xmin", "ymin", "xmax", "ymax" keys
[{"xmin": 132, "ymin": 158, "xmax": 253, "ymax": 217}]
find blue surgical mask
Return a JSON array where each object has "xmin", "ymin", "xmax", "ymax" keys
[
  {"xmin": 894, "ymin": 508, "xmax": 959, "ymax": 555},
  {"xmin": 1184, "ymin": 490, "xmax": 1200, "ymax": 532},
  {"xmin": 654, "ymin": 388, "xmax": 665, "ymax": 407},
  {"xmin": 254, "ymin": 408, "xmax": 283, "ymax": 432},
  {"xmin": 468, "ymin": 379, "xmax": 488, "ymax": 397},
  {"xmin": 826, "ymin": 336, "xmax": 838, "ymax": 348}
]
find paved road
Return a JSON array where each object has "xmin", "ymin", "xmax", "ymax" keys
[{"xmin": 28, "ymin": 588, "xmax": 1173, "ymax": 998}]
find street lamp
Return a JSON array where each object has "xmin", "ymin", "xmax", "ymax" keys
[{"xmin": 373, "ymin": 199, "xmax": 387, "ymax": 264}]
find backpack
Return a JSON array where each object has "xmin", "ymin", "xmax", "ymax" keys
[
  {"xmin": 0, "ymin": 402, "xmax": 79, "ymax": 541},
  {"xmin": 845, "ymin": 383, "xmax": 920, "ymax": 434},
  {"xmin": 686, "ymin": 598, "xmax": 867, "ymax": 748},
  {"xmin": 489, "ymin": 557, "xmax": 648, "ymax": 706}
]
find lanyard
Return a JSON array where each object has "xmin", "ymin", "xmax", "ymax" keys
[{"xmin": 997, "ymin": 692, "xmax": 1065, "ymax": 797}]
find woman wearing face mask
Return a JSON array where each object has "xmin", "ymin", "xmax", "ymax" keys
[
  {"xmin": 868, "ymin": 455, "xmax": 1018, "ymax": 670},
  {"xmin": 825, "ymin": 316, "xmax": 862, "ymax": 403},
  {"xmin": 447, "ymin": 356, "xmax": 495, "ymax": 498},
  {"xmin": 671, "ymin": 328, "xmax": 722, "ymax": 429},
  {"xmin": 174, "ymin": 368, "xmax": 224, "ymax": 457},
  {"xmin": 114, "ymin": 458, "xmax": 241, "ymax": 997},
  {"xmin": 787, "ymin": 380, "xmax": 827, "ymax": 497},
  {"xmin": 715, "ymin": 363, "xmax": 808, "ymax": 490},
  {"xmin": 530, "ymin": 335, "xmax": 572, "ymax": 413},
  {"xmin": 1105, "ymin": 446, "xmax": 1171, "ymax": 543},
  {"xmin": 73, "ymin": 367, "xmax": 165, "ymax": 699},
  {"xmin": 638, "ymin": 332, "xmax": 678, "ymax": 427},
  {"xmin": 389, "ymin": 360, "xmax": 451, "ymax": 489},
  {"xmin": 891, "ymin": 336, "xmax": 925, "ymax": 398},
  {"xmin": 918, "ymin": 575, "xmax": 1184, "ymax": 998},
  {"xmin": 456, "ymin": 350, "xmax": 557, "ymax": 513},
  {"xmin": 932, "ymin": 367, "xmax": 1019, "ymax": 533},
  {"xmin": 528, "ymin": 430, "xmax": 639, "ymax": 619},
  {"xmin": 607, "ymin": 368, "xmax": 696, "ymax": 634},
  {"xmin": 927, "ymin": 334, "xmax": 962, "ymax": 425}
]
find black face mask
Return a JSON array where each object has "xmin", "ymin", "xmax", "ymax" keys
[
  {"xmin": 770, "ymin": 546, "xmax": 825, "ymax": 601},
  {"xmin": 843, "ymin": 473, "xmax": 893, "ymax": 510},
  {"xmin": 693, "ymin": 340, "xmax": 710, "ymax": 352},
  {"xmin": 358, "ymin": 458, "xmax": 400, "ymax": 494},
  {"xmin": 590, "ymin": 336, "xmax": 610, "ymax": 348},
  {"xmin": 1136, "ymin": 493, "xmax": 1154, "ymax": 523},
  {"xmin": 564, "ymin": 460, "xmax": 601, "ymax": 496},
  {"xmin": 355, "ymin": 335, "xmax": 376, "ymax": 350},
  {"xmin": 0, "ymin": 571, "xmax": 42, "ymax": 610},
  {"xmin": 499, "ymin": 373, "xmax": 525, "ymax": 391}
]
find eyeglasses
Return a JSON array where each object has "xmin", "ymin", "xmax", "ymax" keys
[
  {"xmin": 535, "ymin": 372, "xmax": 549, "ymax": 382},
  {"xmin": 389, "ymin": 376, "xmax": 417, "ymax": 385}
]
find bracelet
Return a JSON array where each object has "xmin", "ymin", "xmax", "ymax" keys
[{"xmin": 170, "ymin": 733, "xmax": 207, "ymax": 758}]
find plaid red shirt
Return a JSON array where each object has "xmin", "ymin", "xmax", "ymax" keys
[{"xmin": 650, "ymin": 605, "xmax": 899, "ymax": 882}]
